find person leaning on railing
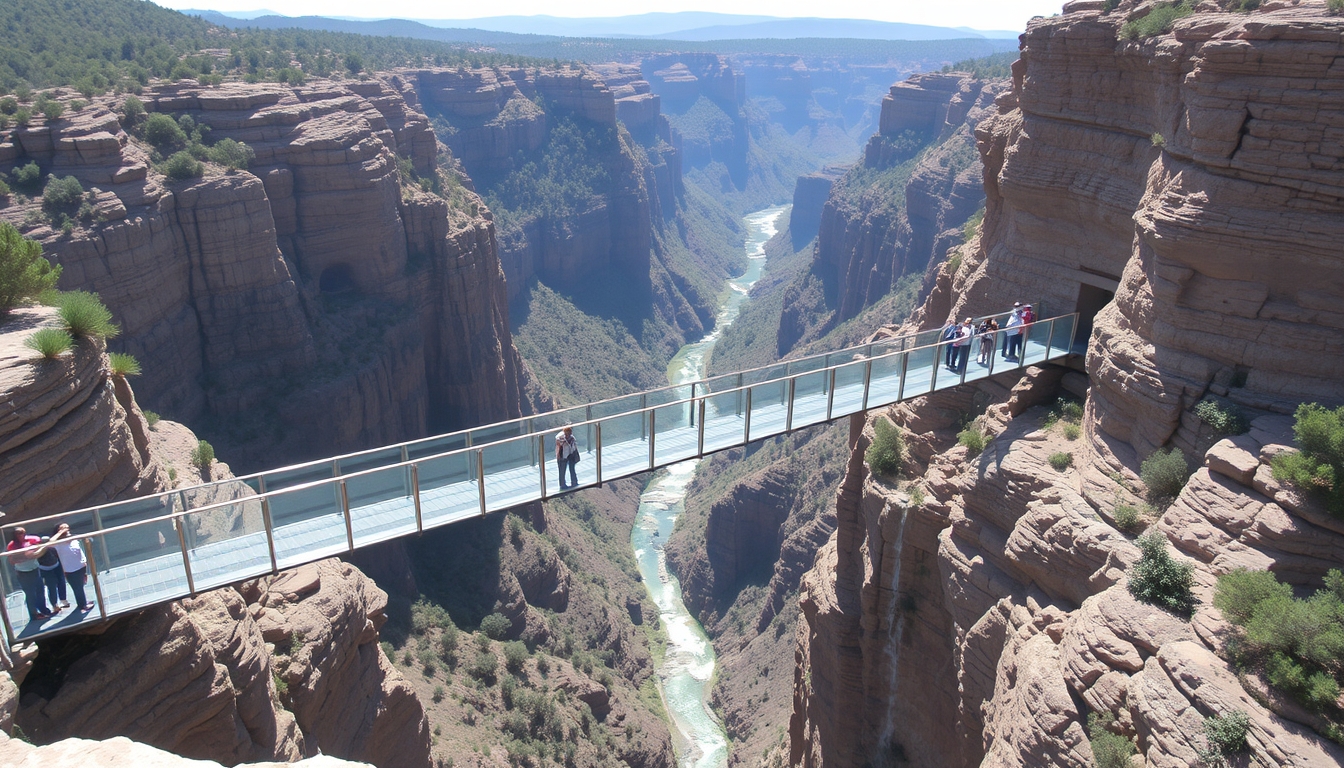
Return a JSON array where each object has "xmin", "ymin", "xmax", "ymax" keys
[
  {"xmin": 52, "ymin": 523, "xmax": 95, "ymax": 612},
  {"xmin": 6, "ymin": 527, "xmax": 56, "ymax": 621}
]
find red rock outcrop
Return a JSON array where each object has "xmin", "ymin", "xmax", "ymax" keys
[
  {"xmin": 0, "ymin": 736, "xmax": 370, "ymax": 768},
  {"xmin": 792, "ymin": 3, "xmax": 1344, "ymax": 765},
  {"xmin": 0, "ymin": 77, "xmax": 527, "ymax": 470}
]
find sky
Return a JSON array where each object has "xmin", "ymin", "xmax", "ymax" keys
[{"xmin": 156, "ymin": 0, "xmax": 1064, "ymax": 35}]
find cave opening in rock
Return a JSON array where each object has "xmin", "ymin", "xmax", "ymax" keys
[
  {"xmin": 319, "ymin": 263, "xmax": 357, "ymax": 294},
  {"xmin": 1074, "ymin": 281, "xmax": 1115, "ymax": 351}
]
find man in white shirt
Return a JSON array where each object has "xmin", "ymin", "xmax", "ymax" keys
[
  {"xmin": 555, "ymin": 426, "xmax": 579, "ymax": 490},
  {"xmin": 1004, "ymin": 307, "xmax": 1024, "ymax": 360}
]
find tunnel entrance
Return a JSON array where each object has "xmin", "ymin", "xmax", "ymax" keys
[
  {"xmin": 319, "ymin": 263, "xmax": 356, "ymax": 294},
  {"xmin": 1074, "ymin": 282, "xmax": 1115, "ymax": 351}
]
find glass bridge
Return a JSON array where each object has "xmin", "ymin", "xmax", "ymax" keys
[{"xmin": 0, "ymin": 309, "xmax": 1078, "ymax": 645}]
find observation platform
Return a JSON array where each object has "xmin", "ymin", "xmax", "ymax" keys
[{"xmin": 1, "ymin": 309, "xmax": 1079, "ymax": 645}]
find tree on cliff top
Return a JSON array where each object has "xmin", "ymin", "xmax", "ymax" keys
[
  {"xmin": 1272, "ymin": 403, "xmax": 1344, "ymax": 517},
  {"xmin": 0, "ymin": 222, "xmax": 62, "ymax": 318}
]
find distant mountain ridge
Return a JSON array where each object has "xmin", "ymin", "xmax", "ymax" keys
[{"xmin": 181, "ymin": 9, "xmax": 1021, "ymax": 40}]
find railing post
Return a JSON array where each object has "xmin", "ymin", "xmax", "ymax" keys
[
  {"xmin": 1046, "ymin": 318, "xmax": 1058, "ymax": 360},
  {"xmin": 175, "ymin": 516, "xmax": 197, "ymax": 596},
  {"xmin": 91, "ymin": 507, "xmax": 111, "ymax": 577},
  {"xmin": 861, "ymin": 360, "xmax": 873, "ymax": 412},
  {"xmin": 595, "ymin": 422, "xmax": 603, "ymax": 486},
  {"xmin": 897, "ymin": 352, "xmax": 910, "ymax": 401},
  {"xmin": 476, "ymin": 450, "xmax": 487, "ymax": 517},
  {"xmin": 641, "ymin": 394, "xmax": 648, "ymax": 440},
  {"xmin": 744, "ymin": 387, "xmax": 753, "ymax": 443},
  {"xmin": 690, "ymin": 383, "xmax": 696, "ymax": 427},
  {"xmin": 538, "ymin": 435, "xmax": 548, "ymax": 500},
  {"xmin": 411, "ymin": 464, "xmax": 423, "ymax": 533},
  {"xmin": 826, "ymin": 368, "xmax": 836, "ymax": 421},
  {"xmin": 736, "ymin": 373, "xmax": 743, "ymax": 416},
  {"xmin": 648, "ymin": 409, "xmax": 657, "ymax": 470},
  {"xmin": 527, "ymin": 419, "xmax": 536, "ymax": 465},
  {"xmin": 929, "ymin": 349, "xmax": 941, "ymax": 393},
  {"xmin": 697, "ymin": 398, "xmax": 707, "ymax": 457},
  {"xmin": 339, "ymin": 480, "xmax": 355, "ymax": 553},
  {"xmin": 786, "ymin": 377, "xmax": 796, "ymax": 431},
  {"xmin": 260, "ymin": 497, "xmax": 279, "ymax": 574},
  {"xmin": 82, "ymin": 538, "xmax": 108, "ymax": 622}
]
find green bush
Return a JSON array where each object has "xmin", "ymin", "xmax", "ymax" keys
[
  {"xmin": 0, "ymin": 97, "xmax": 16, "ymax": 115},
  {"xmin": 162, "ymin": 151, "xmax": 204, "ymax": 180},
  {"xmin": 866, "ymin": 417, "xmax": 905, "ymax": 478},
  {"xmin": 468, "ymin": 649, "xmax": 497, "ymax": 683},
  {"xmin": 40, "ymin": 100, "xmax": 64, "ymax": 121},
  {"xmin": 1128, "ymin": 531, "xmax": 1194, "ymax": 616},
  {"xmin": 1195, "ymin": 398, "xmax": 1249, "ymax": 436},
  {"xmin": 1271, "ymin": 403, "xmax": 1344, "ymax": 516},
  {"xmin": 191, "ymin": 439, "xmax": 214, "ymax": 468},
  {"xmin": 143, "ymin": 113, "xmax": 187, "ymax": 150},
  {"xmin": 11, "ymin": 162, "xmax": 42, "ymax": 193},
  {"xmin": 1330, "ymin": 0, "xmax": 1344, "ymax": 15},
  {"xmin": 503, "ymin": 640, "xmax": 529, "ymax": 673},
  {"xmin": 56, "ymin": 290, "xmax": 119, "ymax": 339},
  {"xmin": 1062, "ymin": 422, "xmax": 1081, "ymax": 441},
  {"xmin": 1087, "ymin": 712, "xmax": 1135, "ymax": 768},
  {"xmin": 1114, "ymin": 503, "xmax": 1142, "ymax": 532},
  {"xmin": 962, "ymin": 208, "xmax": 985, "ymax": 243},
  {"xmin": 1214, "ymin": 568, "xmax": 1344, "ymax": 712},
  {"xmin": 24, "ymin": 327, "xmax": 73, "ymax": 359},
  {"xmin": 41, "ymin": 175, "xmax": 84, "ymax": 216},
  {"xmin": 1121, "ymin": 1, "xmax": 1193, "ymax": 38},
  {"xmin": 1049, "ymin": 452, "xmax": 1074, "ymax": 471},
  {"xmin": 1200, "ymin": 711, "xmax": 1250, "ymax": 764},
  {"xmin": 108, "ymin": 351, "xmax": 140, "ymax": 376},
  {"xmin": 0, "ymin": 222, "xmax": 62, "ymax": 315},
  {"xmin": 432, "ymin": 685, "xmax": 445, "ymax": 703},
  {"xmin": 14, "ymin": 109, "xmax": 31, "ymax": 127},
  {"xmin": 207, "ymin": 138, "xmax": 255, "ymax": 171},
  {"xmin": 143, "ymin": 410, "xmax": 161, "ymax": 430},
  {"xmin": 121, "ymin": 95, "xmax": 145, "ymax": 123},
  {"xmin": 480, "ymin": 612, "xmax": 511, "ymax": 639},
  {"xmin": 1141, "ymin": 447, "xmax": 1190, "ymax": 505},
  {"xmin": 958, "ymin": 427, "xmax": 987, "ymax": 456}
]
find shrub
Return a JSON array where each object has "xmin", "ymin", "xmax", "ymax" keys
[
  {"xmin": 1062, "ymin": 422, "xmax": 1081, "ymax": 441},
  {"xmin": 24, "ymin": 327, "xmax": 73, "ymax": 359},
  {"xmin": 14, "ymin": 109, "xmax": 31, "ymax": 127},
  {"xmin": 432, "ymin": 685, "xmax": 445, "ymax": 703},
  {"xmin": 143, "ymin": 410, "xmax": 161, "ymax": 430},
  {"xmin": 439, "ymin": 623, "xmax": 459, "ymax": 661},
  {"xmin": 191, "ymin": 439, "xmax": 215, "ymax": 468},
  {"xmin": 958, "ymin": 427, "xmax": 987, "ymax": 456},
  {"xmin": 41, "ymin": 175, "xmax": 84, "ymax": 216},
  {"xmin": 56, "ymin": 291, "xmax": 120, "ymax": 339},
  {"xmin": 480, "ymin": 612, "xmax": 511, "ymax": 640},
  {"xmin": 0, "ymin": 223, "xmax": 62, "ymax": 315},
  {"xmin": 468, "ymin": 650, "xmax": 497, "ymax": 683},
  {"xmin": 121, "ymin": 95, "xmax": 145, "ymax": 124},
  {"xmin": 1114, "ymin": 503, "xmax": 1142, "ymax": 532},
  {"xmin": 1271, "ymin": 403, "xmax": 1344, "ymax": 517},
  {"xmin": 11, "ymin": 162, "xmax": 41, "ymax": 193},
  {"xmin": 162, "ymin": 151, "xmax": 204, "ymax": 180},
  {"xmin": 1128, "ymin": 531, "xmax": 1194, "ymax": 616},
  {"xmin": 1330, "ymin": 0, "xmax": 1344, "ymax": 15},
  {"xmin": 962, "ymin": 208, "xmax": 985, "ymax": 243},
  {"xmin": 1087, "ymin": 712, "xmax": 1135, "ymax": 768},
  {"xmin": 1195, "ymin": 398, "xmax": 1249, "ymax": 436},
  {"xmin": 108, "ymin": 352, "xmax": 141, "ymax": 377},
  {"xmin": 1059, "ymin": 399, "xmax": 1084, "ymax": 423},
  {"xmin": 143, "ymin": 113, "xmax": 187, "ymax": 150},
  {"xmin": 208, "ymin": 138, "xmax": 256, "ymax": 171},
  {"xmin": 535, "ymin": 655, "xmax": 550, "ymax": 675},
  {"xmin": 0, "ymin": 97, "xmax": 15, "ymax": 115},
  {"xmin": 1200, "ymin": 711, "xmax": 1250, "ymax": 764},
  {"xmin": 503, "ymin": 641, "xmax": 529, "ymax": 673},
  {"xmin": 40, "ymin": 100, "xmax": 64, "ymax": 121},
  {"xmin": 1213, "ymin": 568, "xmax": 1289, "ymax": 625},
  {"xmin": 1141, "ymin": 448, "xmax": 1190, "ymax": 505},
  {"xmin": 0, "ymin": 178, "xmax": 9, "ymax": 197},
  {"xmin": 1121, "ymin": 1, "xmax": 1193, "ymax": 39},
  {"xmin": 866, "ymin": 417, "xmax": 905, "ymax": 478},
  {"xmin": 1151, "ymin": 132, "xmax": 1166, "ymax": 148},
  {"xmin": 1049, "ymin": 452, "xmax": 1074, "ymax": 471}
]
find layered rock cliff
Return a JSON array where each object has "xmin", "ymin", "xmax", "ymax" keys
[
  {"xmin": 0, "ymin": 76, "xmax": 526, "ymax": 470},
  {"xmin": 792, "ymin": 2, "xmax": 1344, "ymax": 766}
]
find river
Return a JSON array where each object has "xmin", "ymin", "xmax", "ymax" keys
[{"xmin": 631, "ymin": 204, "xmax": 788, "ymax": 768}]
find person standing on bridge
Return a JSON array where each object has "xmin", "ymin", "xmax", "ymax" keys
[
  {"xmin": 977, "ymin": 318, "xmax": 999, "ymax": 366},
  {"xmin": 6, "ymin": 527, "xmax": 55, "ymax": 621},
  {"xmin": 1004, "ymin": 306, "xmax": 1025, "ymax": 361},
  {"xmin": 53, "ymin": 523, "xmax": 94, "ymax": 612},
  {"xmin": 952, "ymin": 318, "xmax": 974, "ymax": 373},
  {"xmin": 556, "ymin": 425, "xmax": 580, "ymax": 490}
]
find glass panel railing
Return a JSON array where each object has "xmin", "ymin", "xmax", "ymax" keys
[
  {"xmin": 747, "ymin": 380, "xmax": 788, "ymax": 442},
  {"xmin": 347, "ymin": 464, "xmax": 418, "ymax": 547},
  {"xmin": 826, "ymin": 357, "xmax": 866, "ymax": 418},
  {"xmin": 470, "ymin": 421, "xmax": 527, "ymax": 451},
  {"xmin": 482, "ymin": 434, "xmax": 543, "ymax": 511},
  {"xmin": 415, "ymin": 451, "xmax": 478, "ymax": 528},
  {"xmin": 598, "ymin": 411, "xmax": 649, "ymax": 479},
  {"xmin": 904, "ymin": 343, "xmax": 939, "ymax": 396},
  {"xmin": 701, "ymin": 390, "xmax": 745, "ymax": 454},
  {"xmin": 269, "ymin": 481, "xmax": 349, "ymax": 569},
  {"xmin": 1023, "ymin": 320, "xmax": 1052, "ymax": 366},
  {"xmin": 184, "ymin": 497, "xmax": 271, "ymax": 591},
  {"xmin": 962, "ymin": 333, "xmax": 997, "ymax": 384},
  {"xmin": 866, "ymin": 351, "xmax": 906, "ymax": 409},
  {"xmin": 790, "ymin": 370, "xmax": 829, "ymax": 429},
  {"xmin": 653, "ymin": 401, "xmax": 698, "ymax": 465},
  {"xmin": 590, "ymin": 392, "xmax": 643, "ymax": 420},
  {"xmin": 92, "ymin": 518, "xmax": 191, "ymax": 615},
  {"xmin": 1050, "ymin": 316, "xmax": 1075, "ymax": 359}
]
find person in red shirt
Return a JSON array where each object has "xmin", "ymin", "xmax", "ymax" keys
[{"xmin": 6, "ymin": 527, "xmax": 54, "ymax": 621}]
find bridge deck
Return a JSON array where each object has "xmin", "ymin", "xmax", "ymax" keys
[{"xmin": 1, "ymin": 311, "xmax": 1078, "ymax": 644}]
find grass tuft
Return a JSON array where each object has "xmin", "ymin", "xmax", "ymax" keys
[
  {"xmin": 56, "ymin": 290, "xmax": 120, "ymax": 339},
  {"xmin": 866, "ymin": 417, "xmax": 906, "ymax": 478},
  {"xmin": 108, "ymin": 351, "xmax": 141, "ymax": 377},
  {"xmin": 24, "ymin": 327, "xmax": 73, "ymax": 359},
  {"xmin": 1048, "ymin": 451, "xmax": 1074, "ymax": 471}
]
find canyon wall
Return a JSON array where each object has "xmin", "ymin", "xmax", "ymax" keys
[
  {"xmin": 792, "ymin": 1, "xmax": 1344, "ymax": 766},
  {"xmin": 0, "ymin": 76, "xmax": 526, "ymax": 471}
]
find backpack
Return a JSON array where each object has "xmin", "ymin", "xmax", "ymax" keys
[{"xmin": 942, "ymin": 324, "xmax": 959, "ymax": 341}]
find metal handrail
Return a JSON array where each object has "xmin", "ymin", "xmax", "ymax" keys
[
  {"xmin": 6, "ymin": 306, "xmax": 1039, "ymax": 534},
  {"xmin": 1, "ymin": 311, "xmax": 1074, "ymax": 644}
]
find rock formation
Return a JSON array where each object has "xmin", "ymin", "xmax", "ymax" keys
[
  {"xmin": 0, "ymin": 76, "xmax": 527, "ymax": 471},
  {"xmin": 791, "ymin": 2, "xmax": 1344, "ymax": 766}
]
